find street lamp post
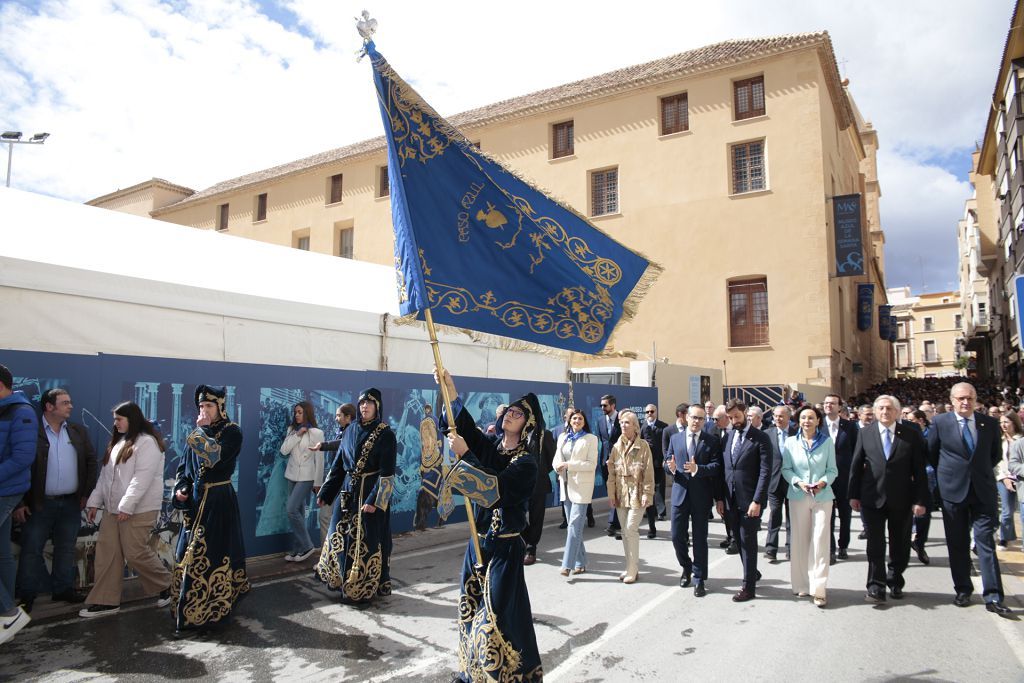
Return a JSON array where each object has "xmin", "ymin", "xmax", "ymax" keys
[{"xmin": 3, "ymin": 131, "xmax": 50, "ymax": 188}]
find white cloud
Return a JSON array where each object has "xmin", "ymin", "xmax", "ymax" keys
[{"xmin": 0, "ymin": 0, "xmax": 1010, "ymax": 292}]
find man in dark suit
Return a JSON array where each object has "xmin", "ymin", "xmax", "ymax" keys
[
  {"xmin": 596, "ymin": 394, "xmax": 622, "ymax": 536},
  {"xmin": 927, "ymin": 382, "xmax": 1009, "ymax": 613},
  {"xmin": 722, "ymin": 399, "xmax": 772, "ymax": 601},
  {"xmin": 641, "ymin": 404, "xmax": 668, "ymax": 535},
  {"xmin": 665, "ymin": 405, "xmax": 722, "ymax": 597},
  {"xmin": 763, "ymin": 405, "xmax": 794, "ymax": 561},
  {"xmin": 662, "ymin": 403, "xmax": 689, "ymax": 460},
  {"xmin": 822, "ymin": 393, "xmax": 860, "ymax": 564},
  {"xmin": 704, "ymin": 405, "xmax": 737, "ymax": 553},
  {"xmin": 849, "ymin": 395, "xmax": 929, "ymax": 602}
]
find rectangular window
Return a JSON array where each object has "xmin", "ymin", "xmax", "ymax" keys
[
  {"xmin": 731, "ymin": 140, "xmax": 766, "ymax": 194},
  {"xmin": 728, "ymin": 277, "xmax": 769, "ymax": 347},
  {"xmin": 254, "ymin": 193, "xmax": 267, "ymax": 222},
  {"xmin": 552, "ymin": 120, "xmax": 574, "ymax": 159},
  {"xmin": 923, "ymin": 340, "xmax": 937, "ymax": 363},
  {"xmin": 895, "ymin": 343, "xmax": 909, "ymax": 368},
  {"xmin": 377, "ymin": 166, "xmax": 389, "ymax": 198},
  {"xmin": 216, "ymin": 203, "xmax": 229, "ymax": 231},
  {"xmin": 338, "ymin": 228, "xmax": 354, "ymax": 259},
  {"xmin": 923, "ymin": 316, "xmax": 934, "ymax": 332},
  {"xmin": 734, "ymin": 75, "xmax": 765, "ymax": 120},
  {"xmin": 955, "ymin": 314, "xmax": 962, "ymax": 329},
  {"xmin": 660, "ymin": 93, "xmax": 689, "ymax": 135},
  {"xmin": 591, "ymin": 168, "xmax": 618, "ymax": 216},
  {"xmin": 328, "ymin": 174, "xmax": 343, "ymax": 205},
  {"xmin": 297, "ymin": 236, "xmax": 310, "ymax": 251}
]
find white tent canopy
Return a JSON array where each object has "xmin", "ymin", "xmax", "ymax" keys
[{"xmin": 0, "ymin": 187, "xmax": 566, "ymax": 381}]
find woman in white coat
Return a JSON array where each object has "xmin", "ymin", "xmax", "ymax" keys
[
  {"xmin": 553, "ymin": 409, "xmax": 599, "ymax": 577},
  {"xmin": 80, "ymin": 402, "xmax": 171, "ymax": 618},
  {"xmin": 279, "ymin": 401, "xmax": 324, "ymax": 562}
]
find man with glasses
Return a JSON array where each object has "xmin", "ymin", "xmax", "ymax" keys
[
  {"xmin": 927, "ymin": 382, "xmax": 1010, "ymax": 613},
  {"xmin": 597, "ymin": 395, "xmax": 622, "ymax": 537},
  {"xmin": 665, "ymin": 406, "xmax": 723, "ymax": 597},
  {"xmin": 764, "ymin": 405, "xmax": 794, "ymax": 562},
  {"xmin": 641, "ymin": 404, "xmax": 668, "ymax": 536},
  {"xmin": 704, "ymin": 405, "xmax": 737, "ymax": 553}
]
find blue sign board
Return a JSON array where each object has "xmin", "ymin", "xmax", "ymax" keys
[
  {"xmin": 857, "ymin": 284, "xmax": 874, "ymax": 331},
  {"xmin": 833, "ymin": 194, "xmax": 865, "ymax": 276}
]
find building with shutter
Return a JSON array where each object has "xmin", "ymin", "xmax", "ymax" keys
[{"xmin": 89, "ymin": 31, "xmax": 891, "ymax": 401}]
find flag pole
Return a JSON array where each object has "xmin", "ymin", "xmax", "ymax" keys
[{"xmin": 424, "ymin": 307, "xmax": 485, "ymax": 570}]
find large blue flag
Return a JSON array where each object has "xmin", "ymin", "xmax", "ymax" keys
[{"xmin": 367, "ymin": 42, "xmax": 660, "ymax": 355}]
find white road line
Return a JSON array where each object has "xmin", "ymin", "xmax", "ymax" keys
[{"xmin": 545, "ymin": 552, "xmax": 733, "ymax": 682}]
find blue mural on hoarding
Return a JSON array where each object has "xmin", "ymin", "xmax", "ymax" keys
[{"xmin": 2, "ymin": 350, "xmax": 656, "ymax": 574}]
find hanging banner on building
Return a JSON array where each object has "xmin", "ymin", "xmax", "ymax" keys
[
  {"xmin": 1014, "ymin": 275, "xmax": 1024, "ymax": 352},
  {"xmin": 857, "ymin": 284, "xmax": 874, "ymax": 331},
  {"xmin": 889, "ymin": 315, "xmax": 898, "ymax": 342},
  {"xmin": 878, "ymin": 304, "xmax": 892, "ymax": 340},
  {"xmin": 833, "ymin": 194, "xmax": 865, "ymax": 276}
]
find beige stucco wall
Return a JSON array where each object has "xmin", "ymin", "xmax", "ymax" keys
[{"xmin": 133, "ymin": 44, "xmax": 888, "ymax": 395}]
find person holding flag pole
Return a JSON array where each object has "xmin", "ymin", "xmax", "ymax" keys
[{"xmin": 359, "ymin": 13, "xmax": 660, "ymax": 680}]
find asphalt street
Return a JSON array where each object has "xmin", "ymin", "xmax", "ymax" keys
[{"xmin": 3, "ymin": 502, "xmax": 1023, "ymax": 682}]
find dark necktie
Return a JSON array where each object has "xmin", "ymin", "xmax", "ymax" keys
[
  {"xmin": 960, "ymin": 417, "xmax": 975, "ymax": 453},
  {"xmin": 688, "ymin": 432, "xmax": 697, "ymax": 460}
]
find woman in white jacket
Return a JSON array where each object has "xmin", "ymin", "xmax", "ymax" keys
[
  {"xmin": 553, "ymin": 409, "xmax": 599, "ymax": 577},
  {"xmin": 79, "ymin": 402, "xmax": 171, "ymax": 618},
  {"xmin": 280, "ymin": 401, "xmax": 324, "ymax": 562}
]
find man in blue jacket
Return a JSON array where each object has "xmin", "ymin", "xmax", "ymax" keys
[{"xmin": 0, "ymin": 364, "xmax": 38, "ymax": 644}]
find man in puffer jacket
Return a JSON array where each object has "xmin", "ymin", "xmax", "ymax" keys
[{"xmin": 0, "ymin": 363, "xmax": 38, "ymax": 644}]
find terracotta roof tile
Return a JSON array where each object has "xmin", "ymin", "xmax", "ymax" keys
[{"xmin": 155, "ymin": 31, "xmax": 842, "ymax": 214}]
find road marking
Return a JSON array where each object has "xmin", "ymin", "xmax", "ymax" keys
[{"xmin": 545, "ymin": 552, "xmax": 733, "ymax": 682}]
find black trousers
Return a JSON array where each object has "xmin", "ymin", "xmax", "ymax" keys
[
  {"xmin": 829, "ymin": 495, "xmax": 852, "ymax": 552},
  {"xmin": 861, "ymin": 504, "xmax": 913, "ymax": 590},
  {"xmin": 725, "ymin": 505, "xmax": 761, "ymax": 590},
  {"xmin": 765, "ymin": 487, "xmax": 789, "ymax": 554},
  {"xmin": 941, "ymin": 495, "xmax": 1004, "ymax": 601},
  {"xmin": 671, "ymin": 498, "xmax": 712, "ymax": 580},
  {"xmin": 521, "ymin": 489, "xmax": 549, "ymax": 552}
]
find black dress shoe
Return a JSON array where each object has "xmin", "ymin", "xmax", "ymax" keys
[
  {"xmin": 646, "ymin": 530, "xmax": 657, "ymax": 539},
  {"xmin": 558, "ymin": 521, "xmax": 568, "ymax": 529},
  {"xmin": 914, "ymin": 545, "xmax": 930, "ymax": 565},
  {"xmin": 615, "ymin": 532, "xmax": 622, "ymax": 541},
  {"xmin": 858, "ymin": 530, "xmax": 868, "ymax": 540},
  {"xmin": 755, "ymin": 570, "xmax": 762, "ymax": 582},
  {"xmin": 829, "ymin": 552, "xmax": 837, "ymax": 566},
  {"xmin": 732, "ymin": 588, "xmax": 755, "ymax": 602},
  {"xmin": 658, "ymin": 513, "xmax": 667, "ymax": 521},
  {"xmin": 764, "ymin": 551, "xmax": 777, "ymax": 561},
  {"xmin": 954, "ymin": 593, "xmax": 972, "ymax": 607},
  {"xmin": 865, "ymin": 586, "xmax": 886, "ymax": 603},
  {"xmin": 605, "ymin": 527, "xmax": 617, "ymax": 537},
  {"xmin": 719, "ymin": 539, "xmax": 732, "ymax": 548},
  {"xmin": 680, "ymin": 571, "xmax": 692, "ymax": 588},
  {"xmin": 986, "ymin": 601, "xmax": 1011, "ymax": 614},
  {"xmin": 523, "ymin": 554, "xmax": 536, "ymax": 566},
  {"xmin": 19, "ymin": 596, "xmax": 34, "ymax": 614},
  {"xmin": 837, "ymin": 548, "xmax": 848, "ymax": 560},
  {"xmin": 693, "ymin": 581, "xmax": 707, "ymax": 597},
  {"xmin": 726, "ymin": 542, "xmax": 739, "ymax": 555},
  {"xmin": 587, "ymin": 517, "xmax": 595, "ymax": 528},
  {"xmin": 890, "ymin": 586, "xmax": 904, "ymax": 600}
]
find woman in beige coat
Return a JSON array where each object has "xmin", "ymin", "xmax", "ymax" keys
[
  {"xmin": 553, "ymin": 409, "xmax": 599, "ymax": 577},
  {"xmin": 607, "ymin": 410, "xmax": 654, "ymax": 583},
  {"xmin": 80, "ymin": 401, "xmax": 171, "ymax": 618}
]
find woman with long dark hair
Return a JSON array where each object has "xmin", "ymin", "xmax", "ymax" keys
[
  {"xmin": 553, "ymin": 409, "xmax": 598, "ymax": 577},
  {"xmin": 279, "ymin": 401, "xmax": 324, "ymax": 562},
  {"xmin": 79, "ymin": 402, "xmax": 171, "ymax": 618}
]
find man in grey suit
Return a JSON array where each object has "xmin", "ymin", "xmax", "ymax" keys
[
  {"xmin": 763, "ymin": 405, "xmax": 793, "ymax": 561},
  {"xmin": 927, "ymin": 382, "xmax": 1009, "ymax": 614}
]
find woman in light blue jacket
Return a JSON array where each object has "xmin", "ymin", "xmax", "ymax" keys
[{"xmin": 782, "ymin": 405, "xmax": 838, "ymax": 608}]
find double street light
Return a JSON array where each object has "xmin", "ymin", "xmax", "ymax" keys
[{"xmin": 3, "ymin": 130, "xmax": 50, "ymax": 188}]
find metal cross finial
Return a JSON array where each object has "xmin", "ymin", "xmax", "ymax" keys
[{"xmin": 355, "ymin": 10, "xmax": 378, "ymax": 61}]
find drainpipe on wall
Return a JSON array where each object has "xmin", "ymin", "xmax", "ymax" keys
[{"xmin": 380, "ymin": 313, "xmax": 389, "ymax": 372}]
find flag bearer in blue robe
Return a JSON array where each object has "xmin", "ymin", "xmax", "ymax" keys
[
  {"xmin": 171, "ymin": 385, "xmax": 250, "ymax": 634},
  {"xmin": 315, "ymin": 388, "xmax": 397, "ymax": 604},
  {"xmin": 436, "ymin": 370, "xmax": 543, "ymax": 682}
]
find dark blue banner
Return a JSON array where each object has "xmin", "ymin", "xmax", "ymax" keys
[
  {"xmin": 878, "ymin": 305, "xmax": 893, "ymax": 340},
  {"xmin": 368, "ymin": 42, "xmax": 660, "ymax": 354},
  {"xmin": 833, "ymin": 194, "xmax": 865, "ymax": 276},
  {"xmin": 2, "ymin": 349, "xmax": 655, "ymax": 568},
  {"xmin": 889, "ymin": 315, "xmax": 898, "ymax": 342},
  {"xmin": 857, "ymin": 284, "xmax": 874, "ymax": 331}
]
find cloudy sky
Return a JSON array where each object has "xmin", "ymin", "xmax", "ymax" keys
[{"xmin": 0, "ymin": 0, "xmax": 1011, "ymax": 293}]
